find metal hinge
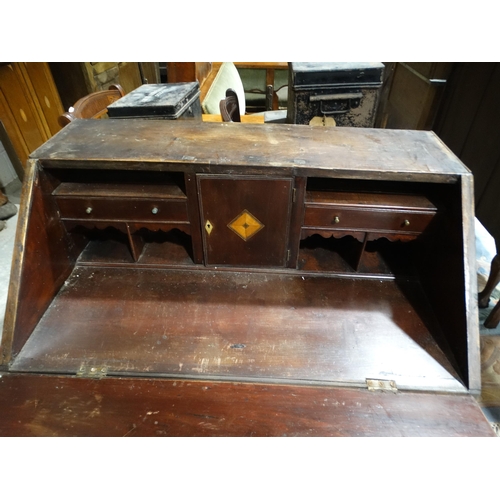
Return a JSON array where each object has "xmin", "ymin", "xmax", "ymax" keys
[
  {"xmin": 366, "ymin": 378, "xmax": 398, "ymax": 393},
  {"xmin": 292, "ymin": 188, "xmax": 297, "ymax": 202},
  {"xmin": 77, "ymin": 363, "xmax": 108, "ymax": 379}
]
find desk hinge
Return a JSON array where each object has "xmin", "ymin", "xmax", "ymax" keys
[
  {"xmin": 366, "ymin": 378, "xmax": 397, "ymax": 393},
  {"xmin": 292, "ymin": 188, "xmax": 297, "ymax": 203},
  {"xmin": 77, "ymin": 363, "xmax": 108, "ymax": 379}
]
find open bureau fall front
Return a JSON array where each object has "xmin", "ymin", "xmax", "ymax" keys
[{"xmin": 0, "ymin": 119, "xmax": 492, "ymax": 436}]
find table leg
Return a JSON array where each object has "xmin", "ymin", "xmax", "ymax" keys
[{"xmin": 479, "ymin": 253, "xmax": 500, "ymax": 329}]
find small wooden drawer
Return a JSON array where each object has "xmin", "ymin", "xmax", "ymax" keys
[
  {"xmin": 304, "ymin": 206, "xmax": 436, "ymax": 234},
  {"xmin": 55, "ymin": 197, "xmax": 189, "ymax": 223},
  {"xmin": 303, "ymin": 191, "xmax": 437, "ymax": 235}
]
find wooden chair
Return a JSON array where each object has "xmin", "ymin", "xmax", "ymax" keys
[
  {"xmin": 219, "ymin": 89, "xmax": 241, "ymax": 122},
  {"xmin": 205, "ymin": 63, "xmax": 287, "ymax": 124},
  {"xmin": 58, "ymin": 84, "xmax": 125, "ymax": 127}
]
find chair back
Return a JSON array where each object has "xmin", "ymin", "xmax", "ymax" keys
[
  {"xmin": 219, "ymin": 89, "xmax": 241, "ymax": 122},
  {"xmin": 58, "ymin": 84, "xmax": 125, "ymax": 127}
]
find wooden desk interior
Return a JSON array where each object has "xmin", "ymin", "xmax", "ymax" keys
[{"xmin": 0, "ymin": 119, "xmax": 485, "ymax": 435}]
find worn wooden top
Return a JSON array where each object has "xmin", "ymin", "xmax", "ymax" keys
[{"xmin": 31, "ymin": 119, "xmax": 470, "ymax": 182}]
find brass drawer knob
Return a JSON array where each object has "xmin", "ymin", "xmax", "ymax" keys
[
  {"xmin": 86, "ymin": 207, "xmax": 92, "ymax": 214},
  {"xmin": 333, "ymin": 216, "xmax": 340, "ymax": 224},
  {"xmin": 151, "ymin": 207, "xmax": 159, "ymax": 214},
  {"xmin": 403, "ymin": 219, "xmax": 410, "ymax": 226}
]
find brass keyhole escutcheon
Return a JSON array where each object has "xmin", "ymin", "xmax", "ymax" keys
[{"xmin": 205, "ymin": 220, "xmax": 214, "ymax": 235}]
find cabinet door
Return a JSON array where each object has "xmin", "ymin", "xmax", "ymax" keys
[{"xmin": 198, "ymin": 175, "xmax": 293, "ymax": 267}]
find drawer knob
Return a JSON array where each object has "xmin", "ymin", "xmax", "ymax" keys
[
  {"xmin": 86, "ymin": 207, "xmax": 92, "ymax": 214},
  {"xmin": 403, "ymin": 219, "xmax": 410, "ymax": 226},
  {"xmin": 151, "ymin": 207, "xmax": 159, "ymax": 214},
  {"xmin": 333, "ymin": 216, "xmax": 340, "ymax": 224}
]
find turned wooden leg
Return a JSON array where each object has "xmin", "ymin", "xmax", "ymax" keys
[
  {"xmin": 484, "ymin": 301, "xmax": 500, "ymax": 329},
  {"xmin": 479, "ymin": 254, "xmax": 500, "ymax": 307},
  {"xmin": 479, "ymin": 253, "xmax": 500, "ymax": 329}
]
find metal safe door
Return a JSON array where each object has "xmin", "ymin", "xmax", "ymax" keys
[{"xmin": 198, "ymin": 175, "xmax": 293, "ymax": 267}]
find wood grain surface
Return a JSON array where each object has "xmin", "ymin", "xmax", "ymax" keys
[
  {"xmin": 0, "ymin": 373, "xmax": 493, "ymax": 437},
  {"xmin": 31, "ymin": 119, "xmax": 471, "ymax": 181},
  {"xmin": 10, "ymin": 266, "xmax": 465, "ymax": 393}
]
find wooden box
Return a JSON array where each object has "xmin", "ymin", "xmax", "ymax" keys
[
  {"xmin": 107, "ymin": 82, "xmax": 201, "ymax": 120},
  {"xmin": 287, "ymin": 62, "xmax": 384, "ymax": 126},
  {"xmin": 0, "ymin": 119, "xmax": 493, "ymax": 436}
]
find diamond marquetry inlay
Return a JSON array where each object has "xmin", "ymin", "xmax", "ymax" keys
[{"xmin": 227, "ymin": 209, "xmax": 264, "ymax": 241}]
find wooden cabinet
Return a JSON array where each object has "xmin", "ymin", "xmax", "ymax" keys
[
  {"xmin": 0, "ymin": 63, "xmax": 64, "ymax": 167},
  {"xmin": 377, "ymin": 62, "xmax": 453, "ymax": 130},
  {"xmin": 49, "ymin": 62, "xmax": 161, "ymax": 112},
  {"xmin": 0, "ymin": 119, "xmax": 492, "ymax": 436}
]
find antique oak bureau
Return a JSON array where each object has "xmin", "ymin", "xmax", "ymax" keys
[{"xmin": 0, "ymin": 119, "xmax": 490, "ymax": 436}]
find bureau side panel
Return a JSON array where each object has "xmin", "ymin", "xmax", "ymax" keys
[
  {"xmin": 416, "ymin": 175, "xmax": 480, "ymax": 392},
  {"xmin": 461, "ymin": 173, "xmax": 480, "ymax": 392},
  {"xmin": 1, "ymin": 162, "xmax": 76, "ymax": 364}
]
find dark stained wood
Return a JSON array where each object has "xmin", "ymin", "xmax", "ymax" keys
[
  {"xmin": 302, "ymin": 190, "xmax": 438, "ymax": 277},
  {"xmin": 10, "ymin": 266, "xmax": 465, "ymax": 393},
  {"xmin": 298, "ymin": 234, "xmax": 420, "ymax": 276},
  {"xmin": 306, "ymin": 191, "xmax": 437, "ymax": 211},
  {"xmin": 55, "ymin": 197, "xmax": 189, "ymax": 223},
  {"xmin": 184, "ymin": 173, "xmax": 204, "ymax": 265},
  {"xmin": 288, "ymin": 176, "xmax": 306, "ymax": 268},
  {"xmin": 0, "ymin": 373, "xmax": 493, "ymax": 437},
  {"xmin": 414, "ymin": 176, "xmax": 480, "ymax": 391},
  {"xmin": 1, "ymin": 119, "xmax": 482, "ymax": 434},
  {"xmin": 303, "ymin": 205, "xmax": 435, "ymax": 235},
  {"xmin": 53, "ymin": 181, "xmax": 186, "ymax": 199},
  {"xmin": 1, "ymin": 161, "xmax": 76, "ymax": 365},
  {"xmin": 198, "ymin": 176, "xmax": 293, "ymax": 267}
]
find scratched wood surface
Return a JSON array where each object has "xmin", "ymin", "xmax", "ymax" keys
[
  {"xmin": 1, "ymin": 120, "xmax": 481, "ymax": 437},
  {"xmin": 31, "ymin": 119, "xmax": 470, "ymax": 181},
  {"xmin": 0, "ymin": 373, "xmax": 493, "ymax": 437},
  {"xmin": 10, "ymin": 266, "xmax": 465, "ymax": 393}
]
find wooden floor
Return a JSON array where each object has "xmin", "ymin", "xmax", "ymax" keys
[{"xmin": 11, "ymin": 266, "xmax": 464, "ymax": 393}]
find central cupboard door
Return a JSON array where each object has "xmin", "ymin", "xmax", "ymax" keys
[{"xmin": 197, "ymin": 175, "xmax": 293, "ymax": 267}]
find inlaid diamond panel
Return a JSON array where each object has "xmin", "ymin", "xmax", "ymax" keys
[{"xmin": 227, "ymin": 209, "xmax": 265, "ymax": 241}]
